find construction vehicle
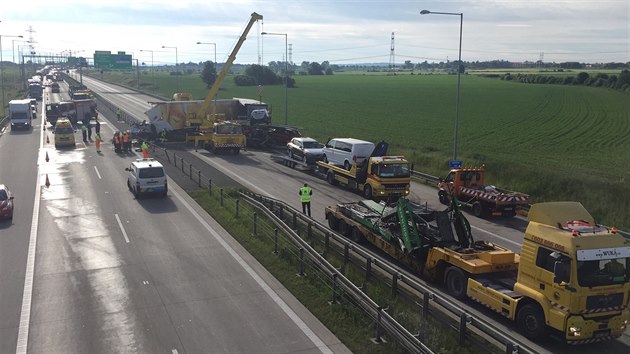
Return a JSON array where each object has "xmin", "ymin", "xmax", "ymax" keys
[
  {"xmin": 188, "ymin": 120, "xmax": 246, "ymax": 154},
  {"xmin": 144, "ymin": 13, "xmax": 271, "ymax": 146},
  {"xmin": 325, "ymin": 199, "xmax": 630, "ymax": 344},
  {"xmin": 45, "ymin": 101, "xmax": 76, "ymax": 126},
  {"xmin": 316, "ymin": 141, "xmax": 411, "ymax": 200},
  {"xmin": 438, "ymin": 165, "xmax": 529, "ymax": 217}
]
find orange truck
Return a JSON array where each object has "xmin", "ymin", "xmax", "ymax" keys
[{"xmin": 437, "ymin": 165, "xmax": 528, "ymax": 218}]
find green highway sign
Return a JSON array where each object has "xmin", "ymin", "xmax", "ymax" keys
[{"xmin": 93, "ymin": 51, "xmax": 132, "ymax": 70}]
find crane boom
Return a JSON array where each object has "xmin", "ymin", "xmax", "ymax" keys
[{"xmin": 195, "ymin": 12, "xmax": 263, "ymax": 118}]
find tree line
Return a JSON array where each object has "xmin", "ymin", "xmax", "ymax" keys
[{"xmin": 499, "ymin": 70, "xmax": 630, "ymax": 92}]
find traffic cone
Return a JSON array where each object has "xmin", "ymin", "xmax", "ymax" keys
[
  {"xmin": 45, "ymin": 174, "xmax": 50, "ymax": 187},
  {"xmin": 45, "ymin": 151, "xmax": 49, "ymax": 162},
  {"xmin": 46, "ymin": 135, "xmax": 50, "ymax": 144}
]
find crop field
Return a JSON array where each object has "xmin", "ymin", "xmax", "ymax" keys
[{"xmin": 94, "ymin": 70, "xmax": 630, "ymax": 228}]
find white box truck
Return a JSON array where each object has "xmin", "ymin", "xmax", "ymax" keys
[{"xmin": 9, "ymin": 99, "xmax": 32, "ymax": 130}]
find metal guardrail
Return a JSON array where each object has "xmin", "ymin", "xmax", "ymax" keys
[{"xmin": 242, "ymin": 191, "xmax": 536, "ymax": 354}]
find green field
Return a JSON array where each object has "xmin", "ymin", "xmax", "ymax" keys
[{"xmin": 91, "ymin": 69, "xmax": 630, "ymax": 229}]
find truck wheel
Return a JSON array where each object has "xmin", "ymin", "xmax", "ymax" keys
[
  {"xmin": 344, "ymin": 160, "xmax": 352, "ymax": 170},
  {"xmin": 444, "ymin": 267, "xmax": 468, "ymax": 300},
  {"xmin": 288, "ymin": 150, "xmax": 293, "ymax": 159},
  {"xmin": 326, "ymin": 171, "xmax": 337, "ymax": 185},
  {"xmin": 322, "ymin": 154, "xmax": 328, "ymax": 163},
  {"xmin": 350, "ymin": 227, "xmax": 364, "ymax": 243},
  {"xmin": 517, "ymin": 304, "xmax": 546, "ymax": 340},
  {"xmin": 234, "ymin": 148, "xmax": 240, "ymax": 154},
  {"xmin": 327, "ymin": 216, "xmax": 339, "ymax": 231},
  {"xmin": 363, "ymin": 185, "xmax": 373, "ymax": 199},
  {"xmin": 338, "ymin": 220, "xmax": 351, "ymax": 236},
  {"xmin": 438, "ymin": 191, "xmax": 449, "ymax": 205},
  {"xmin": 472, "ymin": 202, "xmax": 485, "ymax": 218},
  {"xmin": 127, "ymin": 180, "xmax": 132, "ymax": 191}
]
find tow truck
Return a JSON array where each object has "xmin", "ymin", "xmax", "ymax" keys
[{"xmin": 325, "ymin": 199, "xmax": 630, "ymax": 344}]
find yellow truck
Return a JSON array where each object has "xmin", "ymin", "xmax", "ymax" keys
[
  {"xmin": 188, "ymin": 120, "xmax": 246, "ymax": 154},
  {"xmin": 325, "ymin": 199, "xmax": 630, "ymax": 344}
]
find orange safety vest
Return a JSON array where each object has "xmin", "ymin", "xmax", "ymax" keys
[
  {"xmin": 114, "ymin": 135, "xmax": 119, "ymax": 144},
  {"xmin": 122, "ymin": 134, "xmax": 129, "ymax": 142}
]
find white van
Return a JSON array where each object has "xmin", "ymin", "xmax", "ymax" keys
[
  {"xmin": 125, "ymin": 158, "xmax": 168, "ymax": 198},
  {"xmin": 322, "ymin": 138, "xmax": 375, "ymax": 170}
]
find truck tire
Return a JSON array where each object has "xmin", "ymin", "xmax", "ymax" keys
[
  {"xmin": 362, "ymin": 185, "xmax": 373, "ymax": 199},
  {"xmin": 327, "ymin": 215, "xmax": 339, "ymax": 231},
  {"xmin": 344, "ymin": 160, "xmax": 351, "ymax": 170},
  {"xmin": 444, "ymin": 267, "xmax": 468, "ymax": 300},
  {"xmin": 338, "ymin": 220, "xmax": 351, "ymax": 236},
  {"xmin": 326, "ymin": 171, "xmax": 337, "ymax": 185},
  {"xmin": 516, "ymin": 303, "xmax": 546, "ymax": 340},
  {"xmin": 438, "ymin": 191, "xmax": 449, "ymax": 205},
  {"xmin": 472, "ymin": 202, "xmax": 485, "ymax": 218},
  {"xmin": 233, "ymin": 148, "xmax": 240, "ymax": 154},
  {"xmin": 350, "ymin": 227, "xmax": 364, "ymax": 244}
]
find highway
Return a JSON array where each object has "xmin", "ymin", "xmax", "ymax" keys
[{"xmin": 0, "ymin": 82, "xmax": 348, "ymax": 353}]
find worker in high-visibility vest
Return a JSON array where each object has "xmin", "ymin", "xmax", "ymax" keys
[
  {"xmin": 141, "ymin": 141, "xmax": 149, "ymax": 159},
  {"xmin": 95, "ymin": 133, "xmax": 102, "ymax": 153},
  {"xmin": 122, "ymin": 131, "xmax": 130, "ymax": 152},
  {"xmin": 299, "ymin": 183, "xmax": 313, "ymax": 217}
]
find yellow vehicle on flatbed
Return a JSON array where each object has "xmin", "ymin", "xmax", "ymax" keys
[
  {"xmin": 325, "ymin": 199, "xmax": 630, "ymax": 344},
  {"xmin": 187, "ymin": 120, "xmax": 246, "ymax": 154}
]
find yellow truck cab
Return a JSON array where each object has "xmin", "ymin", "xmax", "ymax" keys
[{"xmin": 54, "ymin": 118, "xmax": 76, "ymax": 148}]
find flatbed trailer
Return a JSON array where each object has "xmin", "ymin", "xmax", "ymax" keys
[{"xmin": 325, "ymin": 199, "xmax": 630, "ymax": 344}]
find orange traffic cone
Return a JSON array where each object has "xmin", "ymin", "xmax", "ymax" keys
[
  {"xmin": 45, "ymin": 151, "xmax": 49, "ymax": 162},
  {"xmin": 45, "ymin": 174, "xmax": 50, "ymax": 187}
]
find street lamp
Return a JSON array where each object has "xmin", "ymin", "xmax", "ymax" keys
[
  {"xmin": 261, "ymin": 32, "xmax": 288, "ymax": 126},
  {"xmin": 196, "ymin": 41, "xmax": 217, "ymax": 115},
  {"xmin": 420, "ymin": 9, "xmax": 463, "ymax": 162},
  {"xmin": 12, "ymin": 39, "xmax": 29, "ymax": 63},
  {"xmin": 161, "ymin": 45, "xmax": 178, "ymax": 91},
  {"xmin": 140, "ymin": 49, "xmax": 154, "ymax": 87},
  {"xmin": 0, "ymin": 34, "xmax": 24, "ymax": 114}
]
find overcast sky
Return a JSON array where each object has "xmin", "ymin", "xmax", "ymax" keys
[{"xmin": 1, "ymin": 0, "xmax": 628, "ymax": 66}]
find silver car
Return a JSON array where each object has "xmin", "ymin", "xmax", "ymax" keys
[{"xmin": 287, "ymin": 137, "xmax": 324, "ymax": 164}]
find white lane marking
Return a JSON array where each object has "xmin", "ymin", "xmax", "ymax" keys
[
  {"xmin": 171, "ymin": 187, "xmax": 333, "ymax": 354},
  {"xmin": 114, "ymin": 214, "xmax": 130, "ymax": 243},
  {"xmin": 94, "ymin": 166, "xmax": 102, "ymax": 179},
  {"xmin": 470, "ymin": 225, "xmax": 522, "ymax": 248},
  {"xmin": 16, "ymin": 102, "xmax": 47, "ymax": 354}
]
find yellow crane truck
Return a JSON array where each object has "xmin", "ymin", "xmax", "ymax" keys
[{"xmin": 325, "ymin": 199, "xmax": 630, "ymax": 344}]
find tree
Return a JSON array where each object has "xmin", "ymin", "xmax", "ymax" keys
[
  {"xmin": 308, "ymin": 62, "xmax": 324, "ymax": 75},
  {"xmin": 200, "ymin": 61, "xmax": 217, "ymax": 88},
  {"xmin": 245, "ymin": 64, "xmax": 281, "ymax": 85},
  {"xmin": 575, "ymin": 72, "xmax": 589, "ymax": 85}
]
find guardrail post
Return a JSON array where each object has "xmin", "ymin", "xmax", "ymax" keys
[
  {"xmin": 173, "ymin": 153, "xmax": 177, "ymax": 167},
  {"xmin": 279, "ymin": 204, "xmax": 284, "ymax": 220},
  {"xmin": 342, "ymin": 243, "xmax": 350, "ymax": 273},
  {"xmin": 422, "ymin": 292, "xmax": 432, "ymax": 320},
  {"xmin": 391, "ymin": 271, "xmax": 399, "ymax": 297},
  {"xmin": 208, "ymin": 179, "xmax": 212, "ymax": 194},
  {"xmin": 363, "ymin": 258, "xmax": 372, "ymax": 294},
  {"xmin": 235, "ymin": 200, "xmax": 240, "ymax": 218},
  {"xmin": 189, "ymin": 165, "xmax": 192, "ymax": 179},
  {"xmin": 371, "ymin": 306, "xmax": 385, "ymax": 344},
  {"xmin": 273, "ymin": 228, "xmax": 279, "ymax": 255},
  {"xmin": 297, "ymin": 248, "xmax": 305, "ymax": 277},
  {"xmin": 307, "ymin": 223, "xmax": 313, "ymax": 246},
  {"xmin": 180, "ymin": 157, "xmax": 184, "ymax": 173},
  {"xmin": 220, "ymin": 189, "xmax": 224, "ymax": 206},
  {"xmin": 165, "ymin": 149, "xmax": 170, "ymax": 163},
  {"xmin": 292, "ymin": 211, "xmax": 297, "ymax": 229},
  {"xmin": 505, "ymin": 343, "xmax": 514, "ymax": 354},
  {"xmin": 252, "ymin": 212, "xmax": 258, "ymax": 237},
  {"xmin": 329, "ymin": 273, "xmax": 339, "ymax": 305},
  {"xmin": 458, "ymin": 312, "xmax": 468, "ymax": 345},
  {"xmin": 197, "ymin": 171, "xmax": 201, "ymax": 187},
  {"xmin": 323, "ymin": 233, "xmax": 329, "ymax": 257}
]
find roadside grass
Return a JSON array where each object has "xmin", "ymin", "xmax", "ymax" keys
[
  {"xmin": 1, "ymin": 66, "xmax": 29, "ymax": 117},
  {"xmin": 190, "ymin": 188, "xmax": 487, "ymax": 354},
  {"xmin": 90, "ymin": 69, "xmax": 630, "ymax": 228}
]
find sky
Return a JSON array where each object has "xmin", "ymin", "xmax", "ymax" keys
[{"xmin": 1, "ymin": 0, "xmax": 628, "ymax": 66}]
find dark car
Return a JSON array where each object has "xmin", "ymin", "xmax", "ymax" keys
[
  {"xmin": 0, "ymin": 184, "xmax": 15, "ymax": 220},
  {"xmin": 287, "ymin": 137, "xmax": 325, "ymax": 164},
  {"xmin": 267, "ymin": 126, "xmax": 301, "ymax": 146}
]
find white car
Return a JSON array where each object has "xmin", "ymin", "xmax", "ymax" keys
[
  {"xmin": 322, "ymin": 138, "xmax": 375, "ymax": 170},
  {"xmin": 125, "ymin": 158, "xmax": 168, "ymax": 198}
]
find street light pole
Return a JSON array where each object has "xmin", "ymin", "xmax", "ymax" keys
[
  {"xmin": 261, "ymin": 32, "xmax": 288, "ymax": 126},
  {"xmin": 0, "ymin": 34, "xmax": 24, "ymax": 114},
  {"xmin": 421, "ymin": 9, "xmax": 463, "ymax": 162},
  {"xmin": 162, "ymin": 45, "xmax": 178, "ymax": 91},
  {"xmin": 140, "ymin": 49, "xmax": 154, "ymax": 87},
  {"xmin": 196, "ymin": 42, "xmax": 217, "ymax": 115}
]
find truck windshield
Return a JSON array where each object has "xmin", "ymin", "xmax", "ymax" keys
[
  {"xmin": 216, "ymin": 125, "xmax": 241, "ymax": 134},
  {"xmin": 11, "ymin": 112, "xmax": 28, "ymax": 120},
  {"xmin": 577, "ymin": 258, "xmax": 629, "ymax": 287},
  {"xmin": 378, "ymin": 163, "xmax": 410, "ymax": 178}
]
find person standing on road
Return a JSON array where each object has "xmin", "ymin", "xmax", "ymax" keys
[
  {"xmin": 87, "ymin": 121, "xmax": 93, "ymax": 141},
  {"xmin": 95, "ymin": 133, "xmax": 102, "ymax": 153},
  {"xmin": 299, "ymin": 183, "xmax": 313, "ymax": 217},
  {"xmin": 141, "ymin": 141, "xmax": 149, "ymax": 158},
  {"xmin": 116, "ymin": 108, "xmax": 122, "ymax": 121},
  {"xmin": 94, "ymin": 118, "xmax": 101, "ymax": 134},
  {"xmin": 81, "ymin": 123, "xmax": 88, "ymax": 142},
  {"xmin": 122, "ymin": 131, "xmax": 130, "ymax": 152},
  {"xmin": 113, "ymin": 132, "xmax": 121, "ymax": 152}
]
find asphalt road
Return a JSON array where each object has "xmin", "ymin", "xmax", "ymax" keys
[
  {"xmin": 71, "ymin": 73, "xmax": 630, "ymax": 353},
  {"xmin": 0, "ymin": 82, "xmax": 348, "ymax": 353}
]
